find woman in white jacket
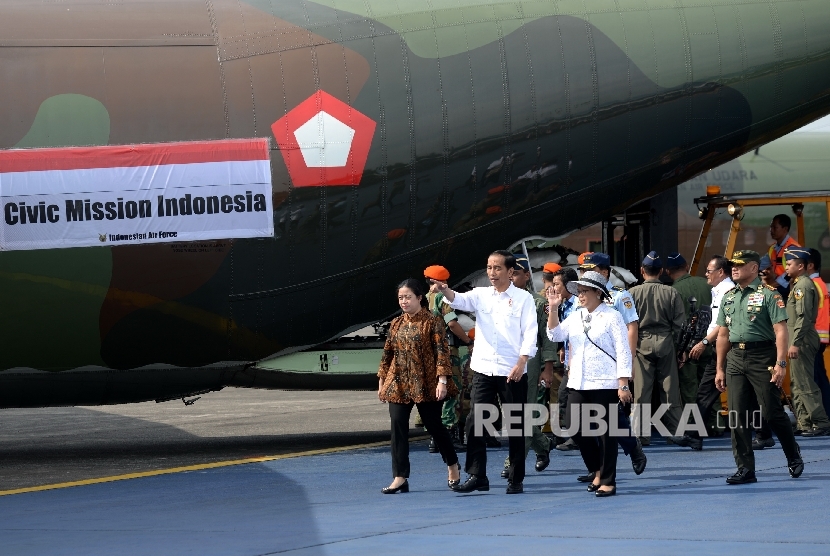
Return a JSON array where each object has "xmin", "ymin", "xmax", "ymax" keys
[{"xmin": 546, "ymin": 271, "xmax": 633, "ymax": 497}]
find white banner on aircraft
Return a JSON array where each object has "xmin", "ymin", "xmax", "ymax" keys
[{"xmin": 0, "ymin": 138, "xmax": 273, "ymax": 251}]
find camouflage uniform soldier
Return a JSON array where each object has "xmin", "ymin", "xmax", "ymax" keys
[
  {"xmin": 424, "ymin": 265, "xmax": 473, "ymax": 450},
  {"xmin": 629, "ymin": 251, "xmax": 686, "ymax": 444},
  {"xmin": 666, "ymin": 252, "xmax": 713, "ymax": 406},
  {"xmin": 503, "ymin": 255, "xmax": 556, "ymax": 475},
  {"xmin": 715, "ymin": 250, "xmax": 803, "ymax": 484},
  {"xmin": 783, "ymin": 247, "xmax": 830, "ymax": 435}
]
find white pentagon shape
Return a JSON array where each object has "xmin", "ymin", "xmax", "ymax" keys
[{"xmin": 293, "ymin": 111, "xmax": 356, "ymax": 168}]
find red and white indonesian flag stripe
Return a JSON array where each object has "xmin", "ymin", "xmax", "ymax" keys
[{"xmin": 0, "ymin": 138, "xmax": 273, "ymax": 251}]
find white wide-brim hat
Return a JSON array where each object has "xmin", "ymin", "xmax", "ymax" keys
[{"xmin": 566, "ymin": 270, "xmax": 611, "ymax": 299}]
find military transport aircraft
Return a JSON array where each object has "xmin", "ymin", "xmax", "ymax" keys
[{"xmin": 1, "ymin": 0, "xmax": 830, "ymax": 407}]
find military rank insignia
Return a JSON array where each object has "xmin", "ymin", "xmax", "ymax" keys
[
  {"xmin": 624, "ymin": 299, "xmax": 633, "ymax": 309},
  {"xmin": 794, "ymin": 289, "xmax": 804, "ymax": 300}
]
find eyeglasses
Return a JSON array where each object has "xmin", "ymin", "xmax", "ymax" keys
[
  {"xmin": 576, "ymin": 289, "xmax": 593, "ymax": 296},
  {"xmin": 705, "ymin": 268, "xmax": 717, "ymax": 274}
]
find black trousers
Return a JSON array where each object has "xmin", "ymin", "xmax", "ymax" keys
[
  {"xmin": 464, "ymin": 372, "xmax": 527, "ymax": 483},
  {"xmin": 389, "ymin": 401, "xmax": 458, "ymax": 478},
  {"xmin": 558, "ymin": 369, "xmax": 570, "ymax": 425},
  {"xmin": 689, "ymin": 350, "xmax": 722, "ymax": 439},
  {"xmin": 815, "ymin": 344, "xmax": 830, "ymax": 415},
  {"xmin": 569, "ymin": 388, "xmax": 619, "ymax": 487}
]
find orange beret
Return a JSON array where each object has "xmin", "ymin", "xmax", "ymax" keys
[
  {"xmin": 467, "ymin": 328, "xmax": 475, "ymax": 341},
  {"xmin": 424, "ymin": 265, "xmax": 450, "ymax": 281},
  {"xmin": 577, "ymin": 252, "xmax": 593, "ymax": 266},
  {"xmin": 542, "ymin": 262, "xmax": 561, "ymax": 274}
]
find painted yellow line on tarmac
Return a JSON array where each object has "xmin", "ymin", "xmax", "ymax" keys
[{"xmin": 0, "ymin": 436, "xmax": 429, "ymax": 497}]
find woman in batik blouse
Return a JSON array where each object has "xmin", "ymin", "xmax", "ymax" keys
[{"xmin": 378, "ymin": 278, "xmax": 460, "ymax": 493}]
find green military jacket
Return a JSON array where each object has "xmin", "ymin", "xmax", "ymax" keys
[
  {"xmin": 716, "ymin": 277, "xmax": 788, "ymax": 343},
  {"xmin": 628, "ymin": 279, "xmax": 685, "ymax": 335},
  {"xmin": 671, "ymin": 273, "xmax": 712, "ymax": 318},
  {"xmin": 527, "ymin": 285, "xmax": 557, "ymax": 372},
  {"xmin": 787, "ymin": 274, "xmax": 820, "ymax": 349}
]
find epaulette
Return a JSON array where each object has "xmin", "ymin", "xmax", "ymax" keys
[
  {"xmin": 764, "ymin": 284, "xmax": 777, "ymax": 291},
  {"xmin": 611, "ymin": 286, "xmax": 624, "ymax": 292}
]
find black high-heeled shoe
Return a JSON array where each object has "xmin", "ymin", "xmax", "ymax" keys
[
  {"xmin": 382, "ymin": 480, "xmax": 409, "ymax": 494},
  {"xmin": 448, "ymin": 463, "xmax": 461, "ymax": 489}
]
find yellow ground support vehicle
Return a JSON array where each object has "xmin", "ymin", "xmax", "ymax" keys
[{"xmin": 690, "ymin": 188, "xmax": 830, "ymax": 411}]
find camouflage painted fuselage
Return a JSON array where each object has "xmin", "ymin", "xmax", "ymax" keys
[{"xmin": 1, "ymin": 0, "xmax": 830, "ymax": 406}]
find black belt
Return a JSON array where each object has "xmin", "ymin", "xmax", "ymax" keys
[{"xmin": 731, "ymin": 341, "xmax": 774, "ymax": 350}]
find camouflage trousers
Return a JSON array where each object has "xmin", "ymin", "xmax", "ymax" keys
[{"xmin": 441, "ymin": 349, "xmax": 471, "ymax": 428}]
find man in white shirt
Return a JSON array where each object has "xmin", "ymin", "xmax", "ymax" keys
[
  {"xmin": 434, "ymin": 250, "xmax": 538, "ymax": 494},
  {"xmin": 677, "ymin": 255, "xmax": 734, "ymax": 450}
]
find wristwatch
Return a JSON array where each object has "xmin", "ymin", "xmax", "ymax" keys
[
  {"xmin": 776, "ymin": 360, "xmax": 787, "ymax": 368},
  {"xmin": 618, "ymin": 385, "xmax": 630, "ymax": 391},
  {"xmin": 439, "ymin": 377, "xmax": 448, "ymax": 385},
  {"xmin": 701, "ymin": 339, "xmax": 710, "ymax": 346}
]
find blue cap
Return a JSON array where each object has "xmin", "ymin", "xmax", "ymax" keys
[
  {"xmin": 666, "ymin": 252, "xmax": 686, "ymax": 268},
  {"xmin": 784, "ymin": 246, "xmax": 811, "ymax": 261},
  {"xmin": 514, "ymin": 255, "xmax": 531, "ymax": 272},
  {"xmin": 643, "ymin": 251, "xmax": 662, "ymax": 268},
  {"xmin": 759, "ymin": 254, "xmax": 772, "ymax": 271},
  {"xmin": 578, "ymin": 252, "xmax": 611, "ymax": 268}
]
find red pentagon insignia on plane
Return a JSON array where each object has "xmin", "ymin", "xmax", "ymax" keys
[{"xmin": 271, "ymin": 90, "xmax": 376, "ymax": 187}]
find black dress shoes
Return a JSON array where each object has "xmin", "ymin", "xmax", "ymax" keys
[
  {"xmin": 726, "ymin": 467, "xmax": 757, "ymax": 484},
  {"xmin": 801, "ymin": 427, "xmax": 830, "ymax": 437},
  {"xmin": 486, "ymin": 436, "xmax": 502, "ymax": 448},
  {"xmin": 577, "ymin": 473, "xmax": 595, "ymax": 483},
  {"xmin": 673, "ymin": 434, "xmax": 703, "ymax": 451},
  {"xmin": 556, "ymin": 438, "xmax": 578, "ymax": 451},
  {"xmin": 451, "ymin": 475, "xmax": 490, "ymax": 493},
  {"xmin": 752, "ymin": 436, "xmax": 775, "ymax": 450},
  {"xmin": 382, "ymin": 480, "xmax": 409, "ymax": 494},
  {"xmin": 595, "ymin": 487, "xmax": 616, "ymax": 497},
  {"xmin": 535, "ymin": 451, "xmax": 551, "ymax": 472},
  {"xmin": 506, "ymin": 481, "xmax": 523, "ymax": 494},
  {"xmin": 630, "ymin": 438, "xmax": 647, "ymax": 475},
  {"xmin": 587, "ymin": 483, "xmax": 600, "ymax": 492},
  {"xmin": 501, "ymin": 468, "xmax": 510, "ymax": 479},
  {"xmin": 788, "ymin": 445, "xmax": 804, "ymax": 478}
]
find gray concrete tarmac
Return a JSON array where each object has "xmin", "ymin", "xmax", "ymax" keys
[{"xmin": 0, "ymin": 388, "xmax": 410, "ymax": 491}]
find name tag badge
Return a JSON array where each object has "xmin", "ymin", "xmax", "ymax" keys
[{"xmin": 747, "ymin": 293, "xmax": 764, "ymax": 306}]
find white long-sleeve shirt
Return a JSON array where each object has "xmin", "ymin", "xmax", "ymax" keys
[
  {"xmin": 708, "ymin": 277, "xmax": 735, "ymax": 335},
  {"xmin": 547, "ymin": 302, "xmax": 631, "ymax": 390},
  {"xmin": 446, "ymin": 283, "xmax": 538, "ymax": 376}
]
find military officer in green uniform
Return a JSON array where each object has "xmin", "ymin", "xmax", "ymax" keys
[
  {"xmin": 665, "ymin": 252, "xmax": 713, "ymax": 406},
  {"xmin": 629, "ymin": 251, "xmax": 686, "ymax": 444},
  {"xmin": 502, "ymin": 255, "xmax": 556, "ymax": 475},
  {"xmin": 424, "ymin": 265, "xmax": 473, "ymax": 449},
  {"xmin": 715, "ymin": 250, "xmax": 804, "ymax": 484},
  {"xmin": 783, "ymin": 246, "xmax": 830, "ymax": 435}
]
